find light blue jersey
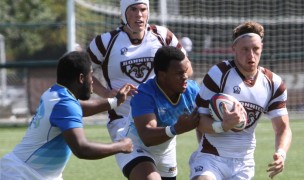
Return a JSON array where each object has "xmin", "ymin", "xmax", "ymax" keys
[
  {"xmin": 131, "ymin": 78, "xmax": 199, "ymax": 126},
  {"xmin": 128, "ymin": 78, "xmax": 199, "ymax": 151},
  {"xmin": 2, "ymin": 84, "xmax": 83, "ymax": 179}
]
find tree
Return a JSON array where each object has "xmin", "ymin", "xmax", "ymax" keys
[{"xmin": 0, "ymin": 0, "xmax": 67, "ymax": 61}]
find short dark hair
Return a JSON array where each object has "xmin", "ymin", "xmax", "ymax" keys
[
  {"xmin": 57, "ymin": 51, "xmax": 92, "ymax": 85},
  {"xmin": 154, "ymin": 46, "xmax": 185, "ymax": 76}
]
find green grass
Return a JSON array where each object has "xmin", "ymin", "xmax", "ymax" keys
[{"xmin": 0, "ymin": 119, "xmax": 303, "ymax": 179}]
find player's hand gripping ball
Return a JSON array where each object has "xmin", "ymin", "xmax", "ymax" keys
[{"xmin": 209, "ymin": 93, "xmax": 248, "ymax": 131}]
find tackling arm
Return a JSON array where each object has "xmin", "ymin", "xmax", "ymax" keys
[
  {"xmin": 63, "ymin": 128, "xmax": 133, "ymax": 159},
  {"xmin": 80, "ymin": 83, "xmax": 137, "ymax": 117},
  {"xmin": 92, "ymin": 75, "xmax": 118, "ymax": 98}
]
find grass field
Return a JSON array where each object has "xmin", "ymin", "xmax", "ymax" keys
[{"xmin": 0, "ymin": 119, "xmax": 303, "ymax": 180}]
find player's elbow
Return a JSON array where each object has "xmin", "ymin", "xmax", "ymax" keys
[
  {"xmin": 72, "ymin": 149, "xmax": 89, "ymax": 159},
  {"xmin": 70, "ymin": 145, "xmax": 93, "ymax": 159}
]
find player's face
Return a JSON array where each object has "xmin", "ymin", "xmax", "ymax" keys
[
  {"xmin": 125, "ymin": 4, "xmax": 148, "ymax": 33},
  {"xmin": 233, "ymin": 36, "xmax": 263, "ymax": 77},
  {"xmin": 161, "ymin": 58, "xmax": 189, "ymax": 96},
  {"xmin": 79, "ymin": 68, "xmax": 93, "ymax": 100}
]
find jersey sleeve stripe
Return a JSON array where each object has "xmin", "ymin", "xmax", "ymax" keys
[
  {"xmin": 95, "ymin": 35, "xmax": 106, "ymax": 56},
  {"xmin": 165, "ymin": 29, "xmax": 173, "ymax": 46},
  {"xmin": 87, "ymin": 47, "xmax": 101, "ymax": 65},
  {"xmin": 268, "ymin": 101, "xmax": 286, "ymax": 111},
  {"xmin": 150, "ymin": 25, "xmax": 166, "ymax": 46},
  {"xmin": 273, "ymin": 81, "xmax": 287, "ymax": 100},
  {"xmin": 203, "ymin": 74, "xmax": 220, "ymax": 93},
  {"xmin": 195, "ymin": 94, "xmax": 209, "ymax": 109}
]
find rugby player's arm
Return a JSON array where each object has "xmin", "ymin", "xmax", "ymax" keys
[
  {"xmin": 80, "ymin": 83, "xmax": 137, "ymax": 117},
  {"xmin": 271, "ymin": 114, "xmax": 292, "ymax": 156},
  {"xmin": 267, "ymin": 114, "xmax": 292, "ymax": 178},
  {"xmin": 197, "ymin": 113, "xmax": 217, "ymax": 134},
  {"xmin": 92, "ymin": 75, "xmax": 118, "ymax": 98},
  {"xmin": 79, "ymin": 98, "xmax": 110, "ymax": 117},
  {"xmin": 63, "ymin": 128, "xmax": 132, "ymax": 159},
  {"xmin": 134, "ymin": 113, "xmax": 172, "ymax": 147}
]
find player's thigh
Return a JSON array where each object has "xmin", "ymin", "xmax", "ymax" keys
[
  {"xmin": 189, "ymin": 153, "xmax": 225, "ymax": 180},
  {"xmin": 155, "ymin": 145, "xmax": 177, "ymax": 178},
  {"xmin": 192, "ymin": 175, "xmax": 216, "ymax": 180},
  {"xmin": 129, "ymin": 160, "xmax": 161, "ymax": 180},
  {"xmin": 230, "ymin": 158, "xmax": 255, "ymax": 180}
]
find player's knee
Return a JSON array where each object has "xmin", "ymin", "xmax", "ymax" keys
[{"xmin": 191, "ymin": 175, "xmax": 216, "ymax": 180}]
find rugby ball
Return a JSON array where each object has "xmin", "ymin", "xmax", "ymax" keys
[{"xmin": 209, "ymin": 93, "xmax": 248, "ymax": 131}]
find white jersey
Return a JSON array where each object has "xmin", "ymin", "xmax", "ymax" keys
[
  {"xmin": 196, "ymin": 60, "xmax": 288, "ymax": 159},
  {"xmin": 88, "ymin": 24, "xmax": 184, "ymax": 120}
]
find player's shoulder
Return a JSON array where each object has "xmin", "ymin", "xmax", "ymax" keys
[
  {"xmin": 149, "ymin": 24, "xmax": 168, "ymax": 30},
  {"xmin": 137, "ymin": 78, "xmax": 156, "ymax": 93},
  {"xmin": 131, "ymin": 79, "xmax": 156, "ymax": 104},
  {"xmin": 187, "ymin": 79, "xmax": 199, "ymax": 89},
  {"xmin": 187, "ymin": 80, "xmax": 200, "ymax": 93},
  {"xmin": 130, "ymin": 79, "xmax": 156, "ymax": 102},
  {"xmin": 259, "ymin": 66, "xmax": 283, "ymax": 83},
  {"xmin": 99, "ymin": 27, "xmax": 123, "ymax": 41},
  {"xmin": 49, "ymin": 85, "xmax": 79, "ymax": 106},
  {"xmin": 209, "ymin": 60, "xmax": 234, "ymax": 73},
  {"xmin": 148, "ymin": 24, "xmax": 169, "ymax": 34}
]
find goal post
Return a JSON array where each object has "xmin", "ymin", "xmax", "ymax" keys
[
  {"xmin": 67, "ymin": 0, "xmax": 76, "ymax": 52},
  {"xmin": 72, "ymin": 0, "xmax": 304, "ymax": 113}
]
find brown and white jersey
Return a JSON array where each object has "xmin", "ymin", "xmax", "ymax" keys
[
  {"xmin": 87, "ymin": 24, "xmax": 184, "ymax": 119},
  {"xmin": 196, "ymin": 60, "xmax": 288, "ymax": 158}
]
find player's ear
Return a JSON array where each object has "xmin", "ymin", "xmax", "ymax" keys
[
  {"xmin": 231, "ymin": 45, "xmax": 236, "ymax": 53},
  {"xmin": 79, "ymin": 73, "xmax": 85, "ymax": 84},
  {"xmin": 158, "ymin": 71, "xmax": 166, "ymax": 79}
]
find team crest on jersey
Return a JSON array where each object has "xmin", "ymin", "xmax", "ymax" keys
[
  {"xmin": 233, "ymin": 86, "xmax": 241, "ymax": 94},
  {"xmin": 240, "ymin": 101, "xmax": 263, "ymax": 128},
  {"xmin": 121, "ymin": 57, "xmax": 154, "ymax": 83},
  {"xmin": 120, "ymin": 47, "xmax": 128, "ymax": 55}
]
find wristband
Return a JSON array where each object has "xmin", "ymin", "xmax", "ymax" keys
[
  {"xmin": 107, "ymin": 97, "xmax": 118, "ymax": 109},
  {"xmin": 170, "ymin": 125, "xmax": 177, "ymax": 135},
  {"xmin": 276, "ymin": 149, "xmax": 286, "ymax": 161},
  {"xmin": 165, "ymin": 126, "xmax": 175, "ymax": 138},
  {"xmin": 212, "ymin": 121, "xmax": 224, "ymax": 133}
]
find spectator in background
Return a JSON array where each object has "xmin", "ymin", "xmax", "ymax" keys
[
  {"xmin": 181, "ymin": 36, "xmax": 193, "ymax": 54},
  {"xmin": 0, "ymin": 51, "xmax": 136, "ymax": 180},
  {"xmin": 75, "ymin": 43, "xmax": 83, "ymax": 51}
]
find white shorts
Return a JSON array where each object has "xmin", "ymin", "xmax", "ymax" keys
[
  {"xmin": 115, "ymin": 144, "xmax": 177, "ymax": 178},
  {"xmin": 107, "ymin": 116, "xmax": 129, "ymax": 142},
  {"xmin": 108, "ymin": 117, "xmax": 177, "ymax": 178},
  {"xmin": 0, "ymin": 152, "xmax": 63, "ymax": 180},
  {"xmin": 189, "ymin": 152, "xmax": 255, "ymax": 180}
]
